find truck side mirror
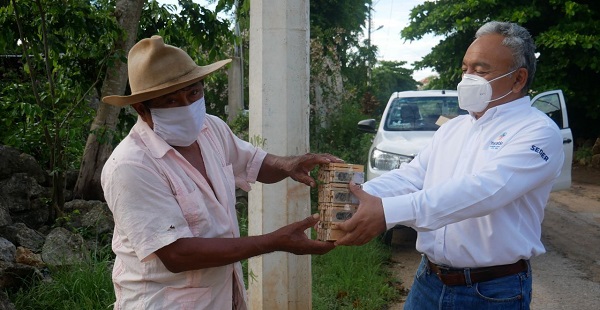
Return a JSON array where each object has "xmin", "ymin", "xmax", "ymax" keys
[{"xmin": 357, "ymin": 119, "xmax": 377, "ymax": 133}]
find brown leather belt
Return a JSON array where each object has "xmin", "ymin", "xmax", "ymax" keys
[{"xmin": 427, "ymin": 258, "xmax": 528, "ymax": 286}]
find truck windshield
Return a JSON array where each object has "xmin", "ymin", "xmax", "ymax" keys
[{"xmin": 383, "ymin": 96, "xmax": 466, "ymax": 131}]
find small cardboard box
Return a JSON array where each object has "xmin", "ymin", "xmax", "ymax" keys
[
  {"xmin": 318, "ymin": 183, "xmax": 358, "ymax": 204},
  {"xmin": 316, "ymin": 222, "xmax": 346, "ymax": 242},
  {"xmin": 320, "ymin": 163, "xmax": 364, "ymax": 172},
  {"xmin": 318, "ymin": 169, "xmax": 365, "ymax": 184},
  {"xmin": 319, "ymin": 204, "xmax": 358, "ymax": 223}
]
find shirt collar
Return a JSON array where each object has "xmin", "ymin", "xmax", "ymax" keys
[
  {"xmin": 472, "ymin": 96, "xmax": 531, "ymax": 122},
  {"xmin": 132, "ymin": 117, "xmax": 174, "ymax": 158}
]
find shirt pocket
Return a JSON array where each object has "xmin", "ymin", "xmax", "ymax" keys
[
  {"xmin": 164, "ymin": 286, "xmax": 212, "ymax": 309},
  {"xmin": 175, "ymin": 187, "xmax": 212, "ymax": 237}
]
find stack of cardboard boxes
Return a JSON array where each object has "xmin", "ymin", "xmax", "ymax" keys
[{"xmin": 316, "ymin": 163, "xmax": 364, "ymax": 241}]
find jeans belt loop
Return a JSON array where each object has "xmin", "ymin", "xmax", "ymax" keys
[{"xmin": 464, "ymin": 267, "xmax": 472, "ymax": 287}]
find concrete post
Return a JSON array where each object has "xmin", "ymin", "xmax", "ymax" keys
[
  {"xmin": 227, "ymin": 56, "xmax": 243, "ymax": 123},
  {"xmin": 247, "ymin": 0, "xmax": 311, "ymax": 309}
]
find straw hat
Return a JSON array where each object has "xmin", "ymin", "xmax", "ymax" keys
[{"xmin": 102, "ymin": 35, "xmax": 231, "ymax": 106}]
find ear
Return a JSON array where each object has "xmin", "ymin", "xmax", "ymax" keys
[
  {"xmin": 131, "ymin": 103, "xmax": 154, "ymax": 129},
  {"xmin": 512, "ymin": 67, "xmax": 528, "ymax": 94}
]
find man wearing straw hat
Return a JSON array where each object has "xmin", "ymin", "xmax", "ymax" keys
[{"xmin": 101, "ymin": 36, "xmax": 338, "ymax": 309}]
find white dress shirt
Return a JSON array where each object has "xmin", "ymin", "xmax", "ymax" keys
[{"xmin": 364, "ymin": 96, "xmax": 564, "ymax": 268}]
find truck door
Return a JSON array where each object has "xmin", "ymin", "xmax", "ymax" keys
[{"xmin": 531, "ymin": 90, "xmax": 573, "ymax": 191}]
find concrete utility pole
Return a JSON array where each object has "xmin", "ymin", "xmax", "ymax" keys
[
  {"xmin": 227, "ymin": 0, "xmax": 244, "ymax": 124},
  {"xmin": 247, "ymin": 0, "xmax": 311, "ymax": 309}
]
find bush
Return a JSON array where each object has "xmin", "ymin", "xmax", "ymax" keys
[
  {"xmin": 574, "ymin": 145, "xmax": 593, "ymax": 165},
  {"xmin": 9, "ymin": 247, "xmax": 115, "ymax": 309},
  {"xmin": 311, "ymin": 102, "xmax": 373, "ymax": 165}
]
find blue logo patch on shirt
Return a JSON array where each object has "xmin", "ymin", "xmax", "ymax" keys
[
  {"xmin": 488, "ymin": 131, "xmax": 508, "ymax": 150},
  {"xmin": 530, "ymin": 145, "xmax": 549, "ymax": 161}
]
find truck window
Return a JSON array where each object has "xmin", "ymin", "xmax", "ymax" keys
[
  {"xmin": 531, "ymin": 93, "xmax": 564, "ymax": 128},
  {"xmin": 384, "ymin": 97, "xmax": 465, "ymax": 131}
]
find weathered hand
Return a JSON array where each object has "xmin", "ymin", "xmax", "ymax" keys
[
  {"xmin": 334, "ymin": 182, "xmax": 387, "ymax": 246},
  {"xmin": 288, "ymin": 153, "xmax": 343, "ymax": 187},
  {"xmin": 270, "ymin": 214, "xmax": 336, "ymax": 255}
]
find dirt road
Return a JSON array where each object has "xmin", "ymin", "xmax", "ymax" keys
[{"xmin": 386, "ymin": 165, "xmax": 600, "ymax": 309}]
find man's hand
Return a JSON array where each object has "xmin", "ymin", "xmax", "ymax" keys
[
  {"xmin": 287, "ymin": 153, "xmax": 343, "ymax": 187},
  {"xmin": 155, "ymin": 214, "xmax": 335, "ymax": 272},
  {"xmin": 334, "ymin": 182, "xmax": 387, "ymax": 246},
  {"xmin": 269, "ymin": 214, "xmax": 336, "ymax": 255},
  {"xmin": 258, "ymin": 153, "xmax": 343, "ymax": 186}
]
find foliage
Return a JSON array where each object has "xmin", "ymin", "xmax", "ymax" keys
[
  {"xmin": 0, "ymin": 0, "xmax": 121, "ymax": 169},
  {"xmin": 3, "ymin": 1, "xmax": 404, "ymax": 308},
  {"xmin": 8, "ymin": 203, "xmax": 400, "ymax": 310},
  {"xmin": 311, "ymin": 101, "xmax": 373, "ymax": 166},
  {"xmin": 235, "ymin": 197, "xmax": 250, "ymax": 288},
  {"xmin": 1, "ymin": 0, "xmax": 237, "ymax": 206},
  {"xmin": 310, "ymin": 0, "xmax": 372, "ymax": 66},
  {"xmin": 0, "ymin": 0, "xmax": 124, "ymax": 218},
  {"xmin": 229, "ymin": 110, "xmax": 249, "ymax": 141},
  {"xmin": 401, "ymin": 0, "xmax": 600, "ymax": 139},
  {"xmin": 370, "ymin": 60, "xmax": 419, "ymax": 115},
  {"xmin": 312, "ymin": 238, "xmax": 401, "ymax": 309},
  {"xmin": 9, "ymin": 247, "xmax": 115, "ymax": 309},
  {"xmin": 138, "ymin": 0, "xmax": 235, "ymax": 120},
  {"xmin": 310, "ymin": 1, "xmax": 377, "ymax": 99},
  {"xmin": 574, "ymin": 145, "xmax": 593, "ymax": 165}
]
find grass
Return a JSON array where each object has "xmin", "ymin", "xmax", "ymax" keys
[
  {"xmin": 9, "ymin": 247, "xmax": 115, "ymax": 309},
  {"xmin": 238, "ymin": 198, "xmax": 402, "ymax": 309},
  {"xmin": 8, "ymin": 202, "xmax": 402, "ymax": 309},
  {"xmin": 312, "ymin": 237, "xmax": 401, "ymax": 309}
]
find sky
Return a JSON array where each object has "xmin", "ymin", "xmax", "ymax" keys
[
  {"xmin": 369, "ymin": 0, "xmax": 442, "ymax": 81},
  {"xmin": 158, "ymin": 0, "xmax": 441, "ymax": 81}
]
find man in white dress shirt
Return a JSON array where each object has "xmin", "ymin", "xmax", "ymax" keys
[{"xmin": 335, "ymin": 21, "xmax": 564, "ymax": 309}]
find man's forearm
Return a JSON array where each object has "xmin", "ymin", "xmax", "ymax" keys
[
  {"xmin": 155, "ymin": 234, "xmax": 277, "ymax": 273},
  {"xmin": 257, "ymin": 153, "xmax": 293, "ymax": 184}
]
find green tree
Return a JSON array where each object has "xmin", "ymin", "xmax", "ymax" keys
[
  {"xmin": 1, "ymin": 0, "xmax": 236, "ymax": 207},
  {"xmin": 310, "ymin": 0, "xmax": 372, "ymax": 71},
  {"xmin": 0, "ymin": 0, "xmax": 122, "ymax": 219},
  {"xmin": 401, "ymin": 0, "xmax": 600, "ymax": 139},
  {"xmin": 74, "ymin": 0, "xmax": 145, "ymax": 201},
  {"xmin": 141, "ymin": 0, "xmax": 235, "ymax": 114},
  {"xmin": 310, "ymin": 0, "xmax": 377, "ymax": 96},
  {"xmin": 370, "ymin": 60, "xmax": 418, "ymax": 115},
  {"xmin": 75, "ymin": 0, "xmax": 235, "ymax": 200}
]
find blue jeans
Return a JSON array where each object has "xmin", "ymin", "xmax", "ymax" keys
[{"xmin": 404, "ymin": 255, "xmax": 532, "ymax": 310}]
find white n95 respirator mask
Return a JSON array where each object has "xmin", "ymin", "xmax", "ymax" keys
[
  {"xmin": 150, "ymin": 97, "xmax": 206, "ymax": 146},
  {"xmin": 457, "ymin": 69, "xmax": 517, "ymax": 113}
]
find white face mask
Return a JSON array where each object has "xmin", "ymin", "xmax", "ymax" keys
[
  {"xmin": 150, "ymin": 97, "xmax": 206, "ymax": 146},
  {"xmin": 457, "ymin": 69, "xmax": 517, "ymax": 113}
]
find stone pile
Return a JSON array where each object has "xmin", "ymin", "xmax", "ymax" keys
[{"xmin": 0, "ymin": 145, "xmax": 114, "ymax": 307}]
